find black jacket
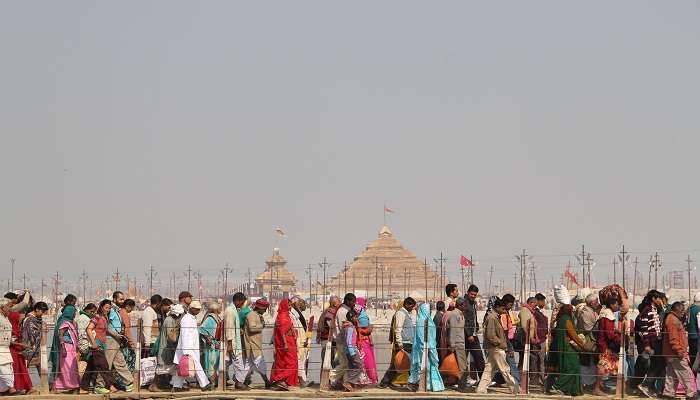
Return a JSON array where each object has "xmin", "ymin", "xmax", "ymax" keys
[{"xmin": 464, "ymin": 298, "xmax": 479, "ymax": 337}]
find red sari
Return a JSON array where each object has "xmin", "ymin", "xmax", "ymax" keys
[
  {"xmin": 9, "ymin": 312, "xmax": 32, "ymax": 391},
  {"xmin": 270, "ymin": 299, "xmax": 298, "ymax": 386}
]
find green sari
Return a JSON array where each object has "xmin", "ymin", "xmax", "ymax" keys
[
  {"xmin": 548, "ymin": 314, "xmax": 582, "ymax": 396},
  {"xmin": 199, "ymin": 313, "xmax": 221, "ymax": 380}
]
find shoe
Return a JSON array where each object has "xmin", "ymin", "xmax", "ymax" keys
[
  {"xmin": 124, "ymin": 384, "xmax": 134, "ymax": 393},
  {"xmin": 636, "ymin": 384, "xmax": 654, "ymax": 398},
  {"xmin": 201, "ymin": 383, "xmax": 213, "ymax": 391},
  {"xmin": 234, "ymin": 382, "xmax": 251, "ymax": 391},
  {"xmin": 377, "ymin": 382, "xmax": 388, "ymax": 389},
  {"xmin": 94, "ymin": 387, "xmax": 110, "ymax": 395},
  {"xmin": 406, "ymin": 383, "xmax": 418, "ymax": 392},
  {"xmin": 172, "ymin": 387, "xmax": 189, "ymax": 392},
  {"xmin": 244, "ymin": 377, "xmax": 252, "ymax": 386},
  {"xmin": 466, "ymin": 378, "xmax": 478, "ymax": 386}
]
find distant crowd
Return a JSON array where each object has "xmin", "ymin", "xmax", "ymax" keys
[{"xmin": 1, "ymin": 283, "xmax": 699, "ymax": 398}]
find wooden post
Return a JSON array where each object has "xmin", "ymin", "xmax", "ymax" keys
[
  {"xmin": 520, "ymin": 318, "xmax": 530, "ymax": 394},
  {"xmin": 219, "ymin": 331, "xmax": 227, "ymax": 391},
  {"xmin": 418, "ymin": 319, "xmax": 428, "ymax": 392},
  {"xmin": 616, "ymin": 315, "xmax": 626, "ymax": 397},
  {"xmin": 39, "ymin": 322, "xmax": 49, "ymax": 393},
  {"xmin": 319, "ymin": 340, "xmax": 332, "ymax": 390},
  {"xmin": 135, "ymin": 332, "xmax": 142, "ymax": 392}
]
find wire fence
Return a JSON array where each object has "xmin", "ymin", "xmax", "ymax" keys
[{"xmin": 2, "ymin": 309, "xmax": 699, "ymax": 397}]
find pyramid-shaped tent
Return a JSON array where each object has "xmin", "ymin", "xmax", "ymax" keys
[{"xmin": 325, "ymin": 225, "xmax": 440, "ymax": 301}]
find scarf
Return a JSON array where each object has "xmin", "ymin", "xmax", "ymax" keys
[{"xmin": 49, "ymin": 305, "xmax": 76, "ymax": 383}]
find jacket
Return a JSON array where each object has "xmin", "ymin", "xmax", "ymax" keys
[
  {"xmin": 464, "ymin": 298, "xmax": 479, "ymax": 337},
  {"xmin": 662, "ymin": 311, "xmax": 688, "ymax": 359},
  {"xmin": 244, "ymin": 311, "xmax": 265, "ymax": 358},
  {"xmin": 483, "ymin": 311, "xmax": 507, "ymax": 351},
  {"xmin": 636, "ymin": 302, "xmax": 662, "ymax": 349}
]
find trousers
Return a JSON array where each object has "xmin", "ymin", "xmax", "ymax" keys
[{"xmin": 476, "ymin": 349, "xmax": 518, "ymax": 394}]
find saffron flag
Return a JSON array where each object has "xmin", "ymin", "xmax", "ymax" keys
[
  {"xmin": 565, "ymin": 269, "xmax": 578, "ymax": 285},
  {"xmin": 384, "ymin": 206, "xmax": 395, "ymax": 213},
  {"xmin": 459, "ymin": 255, "xmax": 473, "ymax": 268}
]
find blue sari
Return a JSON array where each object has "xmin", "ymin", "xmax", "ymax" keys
[{"xmin": 408, "ymin": 303, "xmax": 444, "ymax": 391}]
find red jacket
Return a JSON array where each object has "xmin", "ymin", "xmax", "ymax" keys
[{"xmin": 662, "ymin": 311, "xmax": 688, "ymax": 359}]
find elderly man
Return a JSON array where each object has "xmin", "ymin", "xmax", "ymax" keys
[
  {"xmin": 575, "ymin": 293, "xmax": 599, "ymax": 388},
  {"xmin": 243, "ymin": 299, "xmax": 271, "ymax": 387},
  {"xmin": 172, "ymin": 301, "xmax": 211, "ymax": 391},
  {"xmin": 0, "ymin": 299, "xmax": 16, "ymax": 395},
  {"xmin": 290, "ymin": 297, "xmax": 310, "ymax": 386},
  {"xmin": 223, "ymin": 292, "xmax": 249, "ymax": 389}
]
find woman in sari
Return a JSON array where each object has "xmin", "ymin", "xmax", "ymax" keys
[
  {"xmin": 270, "ymin": 299, "xmax": 298, "ymax": 390},
  {"xmin": 199, "ymin": 302, "xmax": 221, "ymax": 383},
  {"xmin": 340, "ymin": 310, "xmax": 371, "ymax": 391},
  {"xmin": 49, "ymin": 304, "xmax": 80, "ymax": 392},
  {"xmin": 354, "ymin": 297, "xmax": 377, "ymax": 384},
  {"xmin": 407, "ymin": 303, "xmax": 444, "ymax": 392},
  {"xmin": 83, "ymin": 300, "xmax": 117, "ymax": 394},
  {"xmin": 8, "ymin": 311, "xmax": 32, "ymax": 394},
  {"xmin": 594, "ymin": 299, "xmax": 621, "ymax": 396},
  {"xmin": 546, "ymin": 304, "xmax": 585, "ymax": 396}
]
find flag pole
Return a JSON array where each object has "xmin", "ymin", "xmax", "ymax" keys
[{"xmin": 383, "ymin": 204, "xmax": 386, "ymax": 225}]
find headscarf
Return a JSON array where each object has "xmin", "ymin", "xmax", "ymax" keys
[
  {"xmin": 169, "ymin": 304, "xmax": 185, "ymax": 316},
  {"xmin": 389, "ymin": 300, "xmax": 404, "ymax": 343},
  {"xmin": 274, "ymin": 299, "xmax": 294, "ymax": 349},
  {"xmin": 49, "ymin": 304, "xmax": 76, "ymax": 383},
  {"xmin": 354, "ymin": 297, "xmax": 370, "ymax": 328},
  {"xmin": 408, "ymin": 303, "xmax": 444, "ymax": 391}
]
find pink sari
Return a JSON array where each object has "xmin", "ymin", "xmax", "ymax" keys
[
  {"xmin": 53, "ymin": 321, "xmax": 80, "ymax": 390},
  {"xmin": 355, "ymin": 298, "xmax": 377, "ymax": 383}
]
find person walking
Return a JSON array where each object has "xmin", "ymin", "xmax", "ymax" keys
[
  {"xmin": 545, "ymin": 304, "xmax": 584, "ymax": 396},
  {"xmin": 83, "ymin": 299, "xmax": 117, "ymax": 394},
  {"xmin": 106, "ymin": 291, "xmax": 134, "ymax": 391},
  {"xmin": 316, "ymin": 295, "xmax": 339, "ymax": 382},
  {"xmin": 49, "ymin": 304, "xmax": 81, "ymax": 393},
  {"xmin": 21, "ymin": 301, "xmax": 48, "ymax": 392},
  {"xmin": 329, "ymin": 293, "xmax": 356, "ymax": 388},
  {"xmin": 407, "ymin": 302, "xmax": 444, "ymax": 392},
  {"xmin": 149, "ymin": 304, "xmax": 184, "ymax": 392},
  {"xmin": 688, "ymin": 293, "xmax": 700, "ymax": 376},
  {"xmin": 199, "ymin": 302, "xmax": 222, "ymax": 385},
  {"xmin": 141, "ymin": 294, "xmax": 161, "ymax": 358},
  {"xmin": 75, "ymin": 303, "xmax": 96, "ymax": 391},
  {"xmin": 631, "ymin": 290, "xmax": 664, "ymax": 397},
  {"xmin": 270, "ymin": 299, "xmax": 298, "ymax": 390},
  {"xmin": 476, "ymin": 298, "xmax": 518, "ymax": 394},
  {"xmin": 593, "ymin": 298, "xmax": 622, "ymax": 396},
  {"xmin": 8, "ymin": 308, "xmax": 32, "ymax": 394},
  {"xmin": 446, "ymin": 297, "xmax": 469, "ymax": 390},
  {"xmin": 355, "ymin": 297, "xmax": 377, "ymax": 384},
  {"xmin": 172, "ymin": 301, "xmax": 211, "ymax": 391},
  {"xmin": 465, "ymin": 285, "xmax": 486, "ymax": 381},
  {"xmin": 338, "ymin": 309, "xmax": 371, "ymax": 391},
  {"xmin": 662, "ymin": 301, "xmax": 698, "ymax": 399},
  {"xmin": 575, "ymin": 293, "xmax": 600, "ymax": 389},
  {"xmin": 378, "ymin": 297, "xmax": 417, "ymax": 388},
  {"xmin": 223, "ymin": 292, "xmax": 249, "ymax": 389},
  {"xmin": 0, "ymin": 299, "xmax": 17, "ymax": 396},
  {"xmin": 243, "ymin": 299, "xmax": 271, "ymax": 388},
  {"xmin": 290, "ymin": 297, "xmax": 309, "ymax": 386}
]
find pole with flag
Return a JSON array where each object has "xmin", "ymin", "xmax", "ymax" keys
[
  {"xmin": 460, "ymin": 255, "xmax": 474, "ymax": 287},
  {"xmin": 383, "ymin": 205, "xmax": 394, "ymax": 225}
]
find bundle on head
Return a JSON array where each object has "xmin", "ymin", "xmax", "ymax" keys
[{"xmin": 598, "ymin": 284, "xmax": 629, "ymax": 313}]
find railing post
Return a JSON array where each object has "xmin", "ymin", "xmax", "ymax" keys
[
  {"xmin": 418, "ymin": 319, "xmax": 428, "ymax": 392},
  {"xmin": 39, "ymin": 322, "xmax": 49, "ymax": 394},
  {"xmin": 319, "ymin": 340, "xmax": 332, "ymax": 390},
  {"xmin": 219, "ymin": 327, "xmax": 227, "ymax": 392},
  {"xmin": 520, "ymin": 317, "xmax": 530, "ymax": 394},
  {"xmin": 616, "ymin": 315, "xmax": 625, "ymax": 398},
  {"xmin": 135, "ymin": 323, "xmax": 142, "ymax": 393}
]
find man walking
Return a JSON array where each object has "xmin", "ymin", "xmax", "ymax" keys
[
  {"xmin": 329, "ymin": 293, "xmax": 356, "ymax": 388},
  {"xmin": 465, "ymin": 285, "xmax": 486, "ymax": 381},
  {"xmin": 223, "ymin": 292, "xmax": 249, "ymax": 390},
  {"xmin": 662, "ymin": 301, "xmax": 698, "ymax": 399},
  {"xmin": 476, "ymin": 298, "xmax": 518, "ymax": 394},
  {"xmin": 141, "ymin": 294, "xmax": 161, "ymax": 358},
  {"xmin": 317, "ymin": 295, "xmax": 340, "ymax": 382},
  {"xmin": 378, "ymin": 297, "xmax": 417, "ymax": 388},
  {"xmin": 172, "ymin": 301, "xmax": 211, "ymax": 391},
  {"xmin": 243, "ymin": 299, "xmax": 271, "ymax": 388},
  {"xmin": 290, "ymin": 297, "xmax": 310, "ymax": 386},
  {"xmin": 107, "ymin": 291, "xmax": 134, "ymax": 391},
  {"xmin": 447, "ymin": 297, "xmax": 469, "ymax": 391}
]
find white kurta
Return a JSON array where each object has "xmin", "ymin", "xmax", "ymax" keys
[
  {"xmin": 290, "ymin": 308, "xmax": 308, "ymax": 381},
  {"xmin": 172, "ymin": 313, "xmax": 209, "ymax": 388}
]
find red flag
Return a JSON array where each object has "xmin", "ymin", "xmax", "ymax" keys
[
  {"xmin": 565, "ymin": 270, "xmax": 578, "ymax": 285},
  {"xmin": 384, "ymin": 206, "xmax": 395, "ymax": 213},
  {"xmin": 460, "ymin": 255, "xmax": 473, "ymax": 268}
]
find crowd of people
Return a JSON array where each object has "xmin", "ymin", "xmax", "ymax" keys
[{"xmin": 1, "ymin": 283, "xmax": 700, "ymax": 398}]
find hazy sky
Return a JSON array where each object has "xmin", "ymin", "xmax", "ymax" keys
[{"xmin": 2, "ymin": 1, "xmax": 699, "ymax": 294}]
